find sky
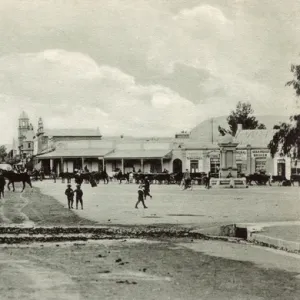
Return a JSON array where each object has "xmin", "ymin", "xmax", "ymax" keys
[{"xmin": 1, "ymin": 0, "xmax": 300, "ymax": 144}]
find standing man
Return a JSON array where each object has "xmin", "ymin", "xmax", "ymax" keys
[
  {"xmin": 135, "ymin": 184, "xmax": 148, "ymax": 209},
  {"xmin": 144, "ymin": 176, "xmax": 152, "ymax": 200},
  {"xmin": 65, "ymin": 184, "xmax": 74, "ymax": 209},
  {"xmin": 183, "ymin": 169, "xmax": 191, "ymax": 190},
  {"xmin": 74, "ymin": 184, "xmax": 84, "ymax": 210},
  {"xmin": 206, "ymin": 171, "xmax": 211, "ymax": 189}
]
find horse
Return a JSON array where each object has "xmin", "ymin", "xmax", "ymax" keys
[
  {"xmin": 93, "ymin": 171, "xmax": 109, "ymax": 184},
  {"xmin": 3, "ymin": 171, "xmax": 32, "ymax": 192},
  {"xmin": 114, "ymin": 171, "xmax": 129, "ymax": 184},
  {"xmin": 170, "ymin": 172, "xmax": 183, "ymax": 185},
  {"xmin": 291, "ymin": 174, "xmax": 300, "ymax": 186},
  {"xmin": 246, "ymin": 173, "xmax": 270, "ymax": 186},
  {"xmin": 0, "ymin": 174, "xmax": 5, "ymax": 198},
  {"xmin": 271, "ymin": 175, "xmax": 287, "ymax": 186},
  {"xmin": 59, "ymin": 172, "xmax": 75, "ymax": 183},
  {"xmin": 153, "ymin": 173, "xmax": 171, "ymax": 184}
]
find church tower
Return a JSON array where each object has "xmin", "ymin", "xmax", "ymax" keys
[
  {"xmin": 37, "ymin": 117, "xmax": 44, "ymax": 136},
  {"xmin": 18, "ymin": 111, "xmax": 30, "ymax": 151}
]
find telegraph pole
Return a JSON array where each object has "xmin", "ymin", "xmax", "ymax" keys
[{"xmin": 211, "ymin": 118, "xmax": 214, "ymax": 143}]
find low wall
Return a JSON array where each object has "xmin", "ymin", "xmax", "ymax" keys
[{"xmin": 210, "ymin": 177, "xmax": 248, "ymax": 188}]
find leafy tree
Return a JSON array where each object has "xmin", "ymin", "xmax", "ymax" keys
[
  {"xmin": 268, "ymin": 64, "xmax": 300, "ymax": 159},
  {"xmin": 0, "ymin": 145, "xmax": 7, "ymax": 162},
  {"xmin": 218, "ymin": 101, "xmax": 266, "ymax": 136}
]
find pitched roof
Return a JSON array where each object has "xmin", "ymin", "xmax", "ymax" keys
[
  {"xmin": 105, "ymin": 149, "xmax": 172, "ymax": 159},
  {"xmin": 44, "ymin": 128, "xmax": 101, "ymax": 137},
  {"xmin": 37, "ymin": 148, "xmax": 113, "ymax": 158},
  {"xmin": 182, "ymin": 141, "xmax": 219, "ymax": 149},
  {"xmin": 19, "ymin": 111, "xmax": 29, "ymax": 119},
  {"xmin": 235, "ymin": 129, "xmax": 277, "ymax": 148}
]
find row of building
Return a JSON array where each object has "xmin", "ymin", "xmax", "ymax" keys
[{"xmin": 10, "ymin": 111, "xmax": 299, "ymax": 179}]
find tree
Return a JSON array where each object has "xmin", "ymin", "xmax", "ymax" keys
[
  {"xmin": 218, "ymin": 101, "xmax": 266, "ymax": 136},
  {"xmin": 268, "ymin": 63, "xmax": 300, "ymax": 159},
  {"xmin": 0, "ymin": 145, "xmax": 7, "ymax": 162}
]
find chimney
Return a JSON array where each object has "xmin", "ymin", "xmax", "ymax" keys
[{"xmin": 237, "ymin": 123, "xmax": 243, "ymax": 133}]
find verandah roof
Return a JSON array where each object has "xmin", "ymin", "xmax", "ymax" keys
[
  {"xmin": 104, "ymin": 150, "xmax": 172, "ymax": 159},
  {"xmin": 36, "ymin": 148, "xmax": 113, "ymax": 159}
]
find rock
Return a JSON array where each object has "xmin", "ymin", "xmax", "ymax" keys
[{"xmin": 115, "ymin": 258, "xmax": 122, "ymax": 263}]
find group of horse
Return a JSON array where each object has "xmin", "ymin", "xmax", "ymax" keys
[
  {"xmin": 245, "ymin": 173, "xmax": 300, "ymax": 186},
  {"xmin": 0, "ymin": 169, "xmax": 298, "ymax": 199},
  {"xmin": 50, "ymin": 171, "xmax": 300, "ymax": 187}
]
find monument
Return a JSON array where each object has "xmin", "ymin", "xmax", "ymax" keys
[{"xmin": 210, "ymin": 133, "xmax": 248, "ymax": 188}]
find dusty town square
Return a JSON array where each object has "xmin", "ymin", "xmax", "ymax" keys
[
  {"xmin": 0, "ymin": 180, "xmax": 299, "ymax": 300},
  {"xmin": 1, "ymin": 1, "xmax": 300, "ymax": 299}
]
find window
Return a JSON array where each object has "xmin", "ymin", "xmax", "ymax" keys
[
  {"xmin": 237, "ymin": 163, "xmax": 247, "ymax": 174},
  {"xmin": 190, "ymin": 160, "xmax": 199, "ymax": 173},
  {"xmin": 210, "ymin": 158, "xmax": 220, "ymax": 175},
  {"xmin": 255, "ymin": 158, "xmax": 266, "ymax": 173},
  {"xmin": 291, "ymin": 160, "xmax": 300, "ymax": 175},
  {"xmin": 28, "ymin": 143, "xmax": 31, "ymax": 148}
]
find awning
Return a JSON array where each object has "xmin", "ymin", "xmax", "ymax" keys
[
  {"xmin": 104, "ymin": 150, "xmax": 172, "ymax": 159},
  {"xmin": 36, "ymin": 148, "xmax": 113, "ymax": 159}
]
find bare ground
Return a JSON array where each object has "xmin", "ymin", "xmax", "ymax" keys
[{"xmin": 1, "ymin": 239, "xmax": 300, "ymax": 300}]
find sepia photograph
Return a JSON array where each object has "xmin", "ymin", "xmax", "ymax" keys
[{"xmin": 0, "ymin": 0, "xmax": 300, "ymax": 299}]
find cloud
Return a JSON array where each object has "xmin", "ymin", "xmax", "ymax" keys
[
  {"xmin": 0, "ymin": 0, "xmax": 299, "ymax": 145},
  {"xmin": 173, "ymin": 4, "xmax": 231, "ymax": 25},
  {"xmin": 0, "ymin": 50, "xmax": 199, "ymax": 143}
]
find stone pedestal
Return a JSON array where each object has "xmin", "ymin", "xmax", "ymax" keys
[
  {"xmin": 210, "ymin": 134, "xmax": 248, "ymax": 189},
  {"xmin": 218, "ymin": 134, "xmax": 239, "ymax": 178}
]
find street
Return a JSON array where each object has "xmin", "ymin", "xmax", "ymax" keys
[{"xmin": 0, "ymin": 182, "xmax": 299, "ymax": 299}]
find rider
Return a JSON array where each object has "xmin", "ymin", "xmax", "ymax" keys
[{"xmin": 183, "ymin": 169, "xmax": 191, "ymax": 189}]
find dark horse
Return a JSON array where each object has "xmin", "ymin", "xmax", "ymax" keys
[
  {"xmin": 0, "ymin": 174, "xmax": 5, "ymax": 198},
  {"xmin": 3, "ymin": 171, "xmax": 32, "ymax": 192},
  {"xmin": 93, "ymin": 171, "xmax": 109, "ymax": 184}
]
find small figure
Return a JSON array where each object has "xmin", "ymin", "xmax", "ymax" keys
[
  {"xmin": 183, "ymin": 169, "xmax": 191, "ymax": 190},
  {"xmin": 135, "ymin": 184, "xmax": 147, "ymax": 209},
  {"xmin": 206, "ymin": 171, "xmax": 211, "ymax": 189},
  {"xmin": 227, "ymin": 172, "xmax": 233, "ymax": 178},
  {"xmin": 65, "ymin": 184, "xmax": 74, "ymax": 209},
  {"xmin": 74, "ymin": 184, "xmax": 83, "ymax": 210},
  {"xmin": 144, "ymin": 176, "xmax": 152, "ymax": 200}
]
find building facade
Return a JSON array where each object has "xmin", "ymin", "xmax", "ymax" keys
[{"xmin": 12, "ymin": 112, "xmax": 299, "ymax": 178}]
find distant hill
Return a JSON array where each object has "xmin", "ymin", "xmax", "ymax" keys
[{"xmin": 190, "ymin": 115, "xmax": 290, "ymax": 141}]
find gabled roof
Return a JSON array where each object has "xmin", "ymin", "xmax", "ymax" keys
[
  {"xmin": 235, "ymin": 129, "xmax": 277, "ymax": 148},
  {"xmin": 105, "ymin": 149, "xmax": 172, "ymax": 159},
  {"xmin": 19, "ymin": 111, "xmax": 29, "ymax": 119},
  {"xmin": 45, "ymin": 128, "xmax": 101, "ymax": 137}
]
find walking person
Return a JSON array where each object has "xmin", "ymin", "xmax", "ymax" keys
[
  {"xmin": 135, "ymin": 184, "xmax": 148, "ymax": 209},
  {"xmin": 183, "ymin": 169, "xmax": 191, "ymax": 190},
  {"xmin": 206, "ymin": 171, "xmax": 211, "ymax": 189},
  {"xmin": 144, "ymin": 176, "xmax": 152, "ymax": 200},
  {"xmin": 65, "ymin": 184, "xmax": 74, "ymax": 209},
  {"xmin": 74, "ymin": 184, "xmax": 84, "ymax": 210}
]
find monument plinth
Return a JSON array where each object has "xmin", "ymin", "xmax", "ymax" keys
[
  {"xmin": 218, "ymin": 134, "xmax": 239, "ymax": 178},
  {"xmin": 210, "ymin": 134, "xmax": 248, "ymax": 189}
]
